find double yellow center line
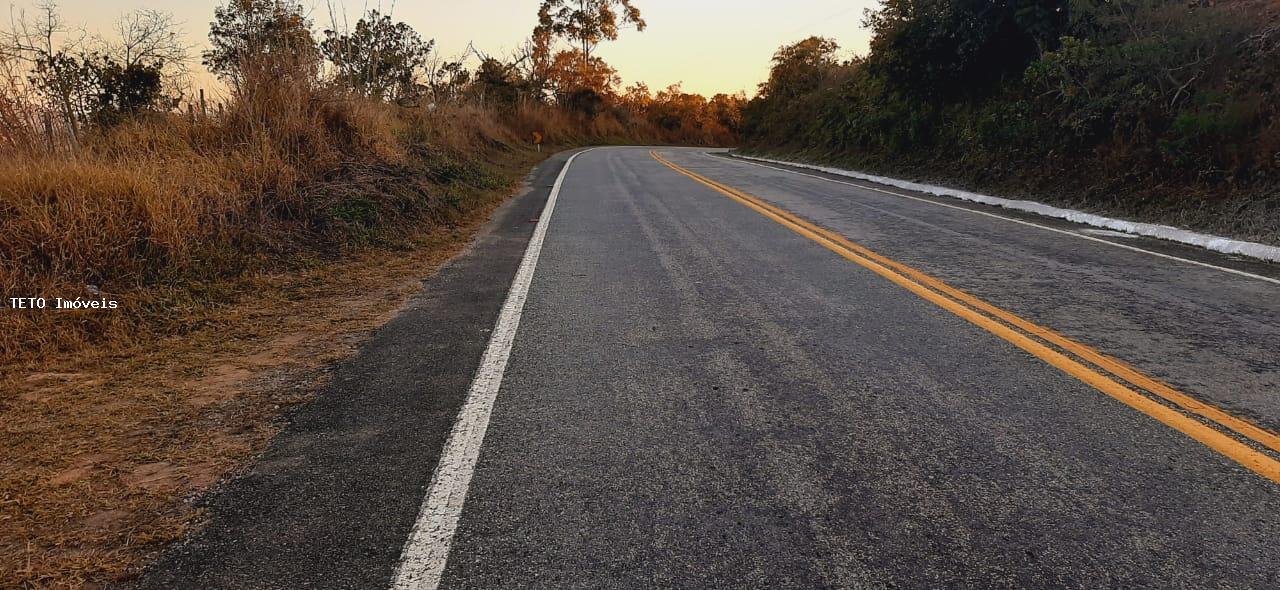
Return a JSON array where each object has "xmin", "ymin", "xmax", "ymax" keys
[{"xmin": 650, "ymin": 150, "xmax": 1280, "ymax": 485}]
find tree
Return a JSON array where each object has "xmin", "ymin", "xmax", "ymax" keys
[
  {"xmin": 708, "ymin": 92, "xmax": 746, "ymax": 134},
  {"xmin": 1, "ymin": 3, "xmax": 182, "ymax": 136},
  {"xmin": 865, "ymin": 0, "xmax": 1069, "ymax": 100},
  {"xmin": 546, "ymin": 48, "xmax": 620, "ymax": 114},
  {"xmin": 1, "ymin": 2, "xmax": 89, "ymax": 137},
  {"xmin": 321, "ymin": 10, "xmax": 433, "ymax": 101},
  {"xmin": 617, "ymin": 81, "xmax": 651, "ymax": 118},
  {"xmin": 95, "ymin": 9, "xmax": 186, "ymax": 122},
  {"xmin": 525, "ymin": 23, "xmax": 556, "ymax": 100},
  {"xmin": 204, "ymin": 0, "xmax": 318, "ymax": 87},
  {"xmin": 756, "ymin": 37, "xmax": 841, "ymax": 102},
  {"xmin": 425, "ymin": 58, "xmax": 469, "ymax": 103},
  {"xmin": 472, "ymin": 57, "xmax": 524, "ymax": 107},
  {"xmin": 89, "ymin": 55, "xmax": 174, "ymax": 124},
  {"xmin": 648, "ymin": 84, "xmax": 707, "ymax": 131},
  {"xmin": 29, "ymin": 51, "xmax": 96, "ymax": 131},
  {"xmin": 534, "ymin": 0, "xmax": 646, "ymax": 59},
  {"xmin": 546, "ymin": 48, "xmax": 620, "ymax": 95},
  {"xmin": 107, "ymin": 10, "xmax": 188, "ymax": 76}
]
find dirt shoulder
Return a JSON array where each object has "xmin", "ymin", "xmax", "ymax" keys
[{"xmin": 0, "ymin": 149, "xmax": 548, "ymax": 588}]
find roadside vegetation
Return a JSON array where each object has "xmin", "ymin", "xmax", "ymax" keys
[
  {"xmin": 743, "ymin": 0, "xmax": 1280, "ymax": 243},
  {"xmin": 0, "ymin": 1, "xmax": 743, "ymax": 586},
  {"xmin": 0, "ymin": 0, "xmax": 744, "ymax": 366}
]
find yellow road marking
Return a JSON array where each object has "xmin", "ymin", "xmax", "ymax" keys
[
  {"xmin": 650, "ymin": 150, "xmax": 1280, "ymax": 485},
  {"xmin": 653, "ymin": 150, "xmax": 1280, "ymax": 452},
  {"xmin": 677, "ymin": 156, "xmax": 1280, "ymax": 454}
]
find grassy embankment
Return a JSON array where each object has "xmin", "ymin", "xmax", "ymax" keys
[
  {"xmin": 742, "ymin": 0, "xmax": 1280, "ymax": 244},
  {"xmin": 0, "ymin": 68, "xmax": 728, "ymax": 586},
  {"xmin": 1, "ymin": 83, "xmax": 695, "ymax": 367}
]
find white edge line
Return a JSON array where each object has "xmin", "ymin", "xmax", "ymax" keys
[
  {"xmin": 720, "ymin": 153, "xmax": 1280, "ymax": 286},
  {"xmin": 389, "ymin": 147, "xmax": 594, "ymax": 590},
  {"xmin": 732, "ymin": 153, "xmax": 1280, "ymax": 264}
]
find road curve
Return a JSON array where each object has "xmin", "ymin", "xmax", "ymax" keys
[{"xmin": 139, "ymin": 147, "xmax": 1280, "ymax": 589}]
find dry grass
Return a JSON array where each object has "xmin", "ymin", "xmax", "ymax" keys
[
  {"xmin": 0, "ymin": 52, "xmax": 739, "ymax": 586},
  {"xmin": 0, "ymin": 147, "xmax": 542, "ymax": 588},
  {"xmin": 0, "ymin": 71, "xmax": 551, "ymax": 587},
  {"xmin": 0, "ymin": 76, "xmax": 536, "ymax": 366}
]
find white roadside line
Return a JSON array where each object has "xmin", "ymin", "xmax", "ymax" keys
[
  {"xmin": 734, "ymin": 154, "xmax": 1280, "ymax": 264},
  {"xmin": 716, "ymin": 153, "xmax": 1280, "ymax": 286},
  {"xmin": 390, "ymin": 148, "xmax": 593, "ymax": 590}
]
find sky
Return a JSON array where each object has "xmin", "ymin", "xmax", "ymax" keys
[{"xmin": 6, "ymin": 0, "xmax": 878, "ymax": 97}]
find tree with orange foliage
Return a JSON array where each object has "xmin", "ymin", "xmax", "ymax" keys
[
  {"xmin": 708, "ymin": 92, "xmax": 746, "ymax": 134},
  {"xmin": 546, "ymin": 48, "xmax": 620, "ymax": 114},
  {"xmin": 618, "ymin": 82, "xmax": 652, "ymax": 117},
  {"xmin": 547, "ymin": 49, "xmax": 620, "ymax": 94},
  {"xmin": 535, "ymin": 0, "xmax": 646, "ymax": 59},
  {"xmin": 648, "ymin": 84, "xmax": 707, "ymax": 132}
]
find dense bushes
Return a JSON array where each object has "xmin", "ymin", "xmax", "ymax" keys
[
  {"xmin": 865, "ymin": 0, "xmax": 1069, "ymax": 100},
  {"xmin": 744, "ymin": 0, "xmax": 1278, "ymax": 217}
]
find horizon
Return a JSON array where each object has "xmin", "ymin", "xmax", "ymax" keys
[{"xmin": 5, "ymin": 0, "xmax": 878, "ymax": 97}]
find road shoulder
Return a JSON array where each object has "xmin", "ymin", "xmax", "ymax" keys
[
  {"xmin": 716, "ymin": 152, "xmax": 1280, "ymax": 281},
  {"xmin": 124, "ymin": 150, "xmax": 581, "ymax": 589}
]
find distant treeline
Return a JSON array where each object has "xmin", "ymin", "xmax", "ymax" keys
[{"xmin": 743, "ymin": 0, "xmax": 1280, "ymax": 221}]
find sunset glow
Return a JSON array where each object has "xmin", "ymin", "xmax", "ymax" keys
[{"xmin": 6, "ymin": 0, "xmax": 877, "ymax": 96}]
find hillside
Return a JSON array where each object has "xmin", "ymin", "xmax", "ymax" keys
[{"xmin": 742, "ymin": 0, "xmax": 1280, "ymax": 244}]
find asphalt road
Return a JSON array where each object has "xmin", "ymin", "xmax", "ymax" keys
[{"xmin": 138, "ymin": 147, "xmax": 1280, "ymax": 589}]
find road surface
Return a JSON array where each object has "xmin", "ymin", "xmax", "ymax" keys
[{"xmin": 139, "ymin": 147, "xmax": 1280, "ymax": 589}]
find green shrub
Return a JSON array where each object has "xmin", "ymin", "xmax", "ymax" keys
[{"xmin": 743, "ymin": 0, "xmax": 1271, "ymax": 188}]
